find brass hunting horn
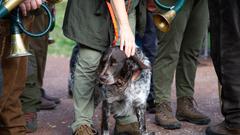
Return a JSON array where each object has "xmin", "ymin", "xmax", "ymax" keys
[
  {"xmin": 153, "ymin": 0, "xmax": 185, "ymax": 32},
  {"xmin": 0, "ymin": 0, "xmax": 53, "ymax": 58}
]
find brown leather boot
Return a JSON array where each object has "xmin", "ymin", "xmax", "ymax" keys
[
  {"xmin": 114, "ymin": 122, "xmax": 141, "ymax": 135},
  {"xmin": 206, "ymin": 121, "xmax": 240, "ymax": 135},
  {"xmin": 74, "ymin": 125, "xmax": 97, "ymax": 135},
  {"xmin": 176, "ymin": 97, "xmax": 210, "ymax": 125},
  {"xmin": 155, "ymin": 102, "xmax": 181, "ymax": 129}
]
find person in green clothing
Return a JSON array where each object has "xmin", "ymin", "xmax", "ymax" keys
[
  {"xmin": 63, "ymin": 0, "xmax": 146, "ymax": 134},
  {"xmin": 20, "ymin": 3, "xmax": 61, "ymax": 133},
  {"xmin": 152, "ymin": 0, "xmax": 211, "ymax": 129}
]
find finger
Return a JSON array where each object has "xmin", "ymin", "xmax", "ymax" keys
[
  {"xmin": 120, "ymin": 37, "xmax": 124, "ymax": 51},
  {"xmin": 31, "ymin": 0, "xmax": 38, "ymax": 10},
  {"xmin": 131, "ymin": 42, "xmax": 136, "ymax": 56},
  {"xmin": 35, "ymin": 0, "xmax": 42, "ymax": 8},
  {"xmin": 19, "ymin": 4, "xmax": 27, "ymax": 16},
  {"xmin": 25, "ymin": 2, "xmax": 31, "ymax": 12},
  {"xmin": 125, "ymin": 41, "xmax": 130, "ymax": 57}
]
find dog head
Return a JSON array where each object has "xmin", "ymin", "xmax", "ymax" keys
[{"xmin": 98, "ymin": 47, "xmax": 150, "ymax": 85}]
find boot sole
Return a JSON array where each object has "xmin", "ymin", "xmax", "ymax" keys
[
  {"xmin": 155, "ymin": 121, "xmax": 181, "ymax": 130},
  {"xmin": 177, "ymin": 115, "xmax": 211, "ymax": 125},
  {"xmin": 205, "ymin": 127, "xmax": 224, "ymax": 135},
  {"xmin": 39, "ymin": 104, "xmax": 57, "ymax": 110}
]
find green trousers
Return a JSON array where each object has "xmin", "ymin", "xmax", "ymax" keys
[
  {"xmin": 71, "ymin": 10, "xmax": 137, "ymax": 132},
  {"xmin": 153, "ymin": 0, "xmax": 209, "ymax": 104},
  {"xmin": 20, "ymin": 11, "xmax": 49, "ymax": 113}
]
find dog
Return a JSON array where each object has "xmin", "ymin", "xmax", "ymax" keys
[{"xmin": 98, "ymin": 46, "xmax": 153, "ymax": 135}]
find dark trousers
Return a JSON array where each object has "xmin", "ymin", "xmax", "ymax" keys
[
  {"xmin": 68, "ymin": 44, "xmax": 80, "ymax": 94},
  {"xmin": 136, "ymin": 12, "xmax": 157, "ymax": 103},
  {"xmin": 209, "ymin": 0, "xmax": 240, "ymax": 128},
  {"xmin": 20, "ymin": 9, "xmax": 51, "ymax": 113}
]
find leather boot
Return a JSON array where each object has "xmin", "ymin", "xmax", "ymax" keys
[
  {"xmin": 114, "ymin": 122, "xmax": 141, "ymax": 135},
  {"xmin": 176, "ymin": 96, "xmax": 210, "ymax": 125},
  {"xmin": 206, "ymin": 121, "xmax": 240, "ymax": 135},
  {"xmin": 41, "ymin": 88, "xmax": 61, "ymax": 104},
  {"xmin": 39, "ymin": 97, "xmax": 57, "ymax": 110},
  {"xmin": 155, "ymin": 102, "xmax": 181, "ymax": 129}
]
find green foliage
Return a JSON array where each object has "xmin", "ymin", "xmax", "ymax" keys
[{"xmin": 48, "ymin": 1, "xmax": 75, "ymax": 57}]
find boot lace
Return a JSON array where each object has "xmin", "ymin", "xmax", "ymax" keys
[
  {"xmin": 158, "ymin": 102, "xmax": 173, "ymax": 118},
  {"xmin": 74, "ymin": 125, "xmax": 97, "ymax": 135},
  {"xmin": 184, "ymin": 97, "xmax": 200, "ymax": 113}
]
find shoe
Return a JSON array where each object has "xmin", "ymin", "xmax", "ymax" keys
[
  {"xmin": 48, "ymin": 36, "xmax": 55, "ymax": 45},
  {"xmin": 24, "ymin": 112, "xmax": 37, "ymax": 133},
  {"xmin": 73, "ymin": 125, "xmax": 97, "ymax": 135},
  {"xmin": 39, "ymin": 97, "xmax": 57, "ymax": 110},
  {"xmin": 176, "ymin": 96, "xmax": 211, "ymax": 125},
  {"xmin": 155, "ymin": 102, "xmax": 181, "ymax": 129},
  {"xmin": 147, "ymin": 100, "xmax": 156, "ymax": 114},
  {"xmin": 114, "ymin": 122, "xmax": 141, "ymax": 135},
  {"xmin": 41, "ymin": 88, "xmax": 61, "ymax": 104},
  {"xmin": 206, "ymin": 121, "xmax": 240, "ymax": 135}
]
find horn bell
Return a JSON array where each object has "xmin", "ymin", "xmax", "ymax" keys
[
  {"xmin": 153, "ymin": 10, "xmax": 176, "ymax": 32},
  {"xmin": 8, "ymin": 33, "xmax": 31, "ymax": 58}
]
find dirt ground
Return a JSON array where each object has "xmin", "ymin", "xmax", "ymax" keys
[{"xmin": 28, "ymin": 56, "xmax": 223, "ymax": 135}]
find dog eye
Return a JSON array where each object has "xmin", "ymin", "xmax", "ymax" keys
[
  {"xmin": 111, "ymin": 59, "xmax": 116, "ymax": 63},
  {"xmin": 111, "ymin": 62, "xmax": 118, "ymax": 66}
]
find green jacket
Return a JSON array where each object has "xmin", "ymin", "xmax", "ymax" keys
[{"xmin": 63, "ymin": 0, "xmax": 146, "ymax": 52}]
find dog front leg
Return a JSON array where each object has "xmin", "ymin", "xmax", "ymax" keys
[
  {"xmin": 136, "ymin": 105, "xmax": 155, "ymax": 135},
  {"xmin": 102, "ymin": 100, "xmax": 111, "ymax": 135},
  {"xmin": 136, "ymin": 105, "xmax": 147, "ymax": 135}
]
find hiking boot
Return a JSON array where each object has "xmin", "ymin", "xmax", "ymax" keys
[
  {"xmin": 73, "ymin": 125, "xmax": 97, "ymax": 135},
  {"xmin": 39, "ymin": 97, "xmax": 57, "ymax": 110},
  {"xmin": 206, "ymin": 121, "xmax": 240, "ymax": 135},
  {"xmin": 114, "ymin": 122, "xmax": 141, "ymax": 135},
  {"xmin": 41, "ymin": 88, "xmax": 61, "ymax": 104},
  {"xmin": 155, "ymin": 102, "xmax": 181, "ymax": 129},
  {"xmin": 176, "ymin": 96, "xmax": 211, "ymax": 125},
  {"xmin": 24, "ymin": 112, "xmax": 37, "ymax": 133}
]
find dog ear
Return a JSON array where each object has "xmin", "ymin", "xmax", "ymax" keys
[
  {"xmin": 131, "ymin": 55, "xmax": 150, "ymax": 69},
  {"xmin": 131, "ymin": 48, "xmax": 151, "ymax": 69}
]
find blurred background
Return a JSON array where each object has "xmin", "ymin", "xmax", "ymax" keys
[{"xmin": 48, "ymin": 0, "xmax": 74, "ymax": 57}]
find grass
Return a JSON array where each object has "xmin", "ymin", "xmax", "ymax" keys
[{"xmin": 48, "ymin": 1, "xmax": 75, "ymax": 57}]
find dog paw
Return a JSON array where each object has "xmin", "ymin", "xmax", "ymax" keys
[{"xmin": 103, "ymin": 130, "xmax": 110, "ymax": 135}]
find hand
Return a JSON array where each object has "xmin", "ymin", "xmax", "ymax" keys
[
  {"xmin": 119, "ymin": 25, "xmax": 136, "ymax": 57},
  {"xmin": 19, "ymin": 0, "xmax": 43, "ymax": 16}
]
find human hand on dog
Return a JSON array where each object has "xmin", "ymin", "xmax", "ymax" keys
[
  {"xmin": 119, "ymin": 25, "xmax": 136, "ymax": 58},
  {"xmin": 110, "ymin": 0, "xmax": 136, "ymax": 58},
  {"xmin": 20, "ymin": 0, "xmax": 44, "ymax": 16}
]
